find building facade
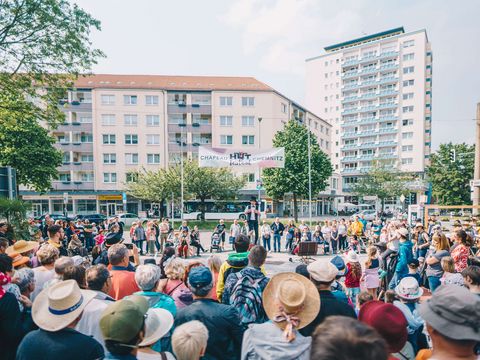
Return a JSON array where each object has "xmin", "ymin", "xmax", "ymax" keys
[
  {"xmin": 305, "ymin": 27, "xmax": 432, "ymax": 196},
  {"xmin": 21, "ymin": 75, "xmax": 334, "ymax": 217}
]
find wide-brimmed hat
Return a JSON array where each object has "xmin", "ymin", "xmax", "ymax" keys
[
  {"xmin": 359, "ymin": 300, "xmax": 408, "ymax": 353},
  {"xmin": 395, "ymin": 277, "xmax": 423, "ymax": 300},
  {"xmin": 9, "ymin": 251, "xmax": 30, "ymax": 268},
  {"xmin": 307, "ymin": 260, "xmax": 338, "ymax": 283},
  {"xmin": 139, "ymin": 308, "xmax": 174, "ymax": 347},
  {"xmin": 419, "ymin": 285, "xmax": 480, "ymax": 341},
  {"xmin": 346, "ymin": 250, "xmax": 359, "ymax": 263},
  {"xmin": 263, "ymin": 272, "xmax": 320, "ymax": 331},
  {"xmin": 6, "ymin": 240, "xmax": 37, "ymax": 255},
  {"xmin": 105, "ymin": 232, "xmax": 124, "ymax": 247},
  {"xmin": 32, "ymin": 280, "xmax": 96, "ymax": 332},
  {"xmin": 397, "ymin": 228, "xmax": 409, "ymax": 238},
  {"xmin": 100, "ymin": 295, "xmax": 149, "ymax": 343}
]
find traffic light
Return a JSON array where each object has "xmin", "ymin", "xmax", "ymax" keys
[{"xmin": 449, "ymin": 148, "xmax": 456, "ymax": 162}]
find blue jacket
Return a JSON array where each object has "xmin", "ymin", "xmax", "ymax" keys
[{"xmin": 396, "ymin": 240, "xmax": 413, "ymax": 275}]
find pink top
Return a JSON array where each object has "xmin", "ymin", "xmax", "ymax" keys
[
  {"xmin": 163, "ymin": 279, "xmax": 193, "ymax": 309},
  {"xmin": 0, "ymin": 272, "xmax": 11, "ymax": 299},
  {"xmin": 451, "ymin": 244, "xmax": 469, "ymax": 273}
]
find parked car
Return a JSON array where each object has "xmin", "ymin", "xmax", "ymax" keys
[
  {"xmin": 108, "ymin": 213, "xmax": 142, "ymax": 227},
  {"xmin": 352, "ymin": 209, "xmax": 377, "ymax": 221},
  {"xmin": 74, "ymin": 213, "xmax": 107, "ymax": 224},
  {"xmin": 35, "ymin": 214, "xmax": 74, "ymax": 222}
]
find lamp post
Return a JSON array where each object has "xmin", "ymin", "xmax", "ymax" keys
[
  {"xmin": 258, "ymin": 117, "xmax": 263, "ymax": 206},
  {"xmin": 178, "ymin": 120, "xmax": 186, "ymax": 221},
  {"xmin": 307, "ymin": 126, "xmax": 312, "ymax": 227}
]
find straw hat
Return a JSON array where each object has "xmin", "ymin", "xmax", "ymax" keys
[
  {"xmin": 6, "ymin": 240, "xmax": 37, "ymax": 255},
  {"xmin": 395, "ymin": 277, "xmax": 423, "ymax": 300},
  {"xmin": 263, "ymin": 272, "xmax": 320, "ymax": 331},
  {"xmin": 32, "ymin": 280, "xmax": 96, "ymax": 332},
  {"xmin": 397, "ymin": 228, "xmax": 409, "ymax": 238},
  {"xmin": 139, "ymin": 308, "xmax": 174, "ymax": 347},
  {"xmin": 9, "ymin": 252, "xmax": 30, "ymax": 268}
]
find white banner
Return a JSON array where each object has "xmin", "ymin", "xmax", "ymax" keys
[{"xmin": 199, "ymin": 147, "xmax": 285, "ymax": 168}]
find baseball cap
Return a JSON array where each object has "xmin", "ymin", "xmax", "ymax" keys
[
  {"xmin": 188, "ymin": 266, "xmax": 213, "ymax": 288},
  {"xmin": 419, "ymin": 285, "xmax": 480, "ymax": 341},
  {"xmin": 100, "ymin": 295, "xmax": 149, "ymax": 343}
]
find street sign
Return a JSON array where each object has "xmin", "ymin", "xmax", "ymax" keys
[
  {"xmin": 399, "ymin": 194, "xmax": 406, "ymax": 203},
  {"xmin": 256, "ymin": 179, "xmax": 263, "ymax": 190}
]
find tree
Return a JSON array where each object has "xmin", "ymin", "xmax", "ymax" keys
[
  {"xmin": 426, "ymin": 142, "xmax": 474, "ymax": 205},
  {"xmin": 262, "ymin": 120, "xmax": 333, "ymax": 221},
  {"xmin": 0, "ymin": 0, "xmax": 104, "ymax": 190},
  {"xmin": 0, "ymin": 198, "xmax": 31, "ymax": 241},
  {"xmin": 352, "ymin": 165, "xmax": 409, "ymax": 212}
]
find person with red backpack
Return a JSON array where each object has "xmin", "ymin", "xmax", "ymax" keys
[{"xmin": 222, "ymin": 246, "xmax": 269, "ymax": 325}]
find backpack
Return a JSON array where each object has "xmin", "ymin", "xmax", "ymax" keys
[{"xmin": 228, "ymin": 272, "xmax": 268, "ymax": 325}]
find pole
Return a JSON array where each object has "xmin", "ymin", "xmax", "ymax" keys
[
  {"xmin": 473, "ymin": 103, "xmax": 480, "ymax": 212},
  {"xmin": 180, "ymin": 124, "xmax": 184, "ymax": 221},
  {"xmin": 171, "ymin": 192, "xmax": 175, "ymax": 230},
  {"xmin": 258, "ymin": 118, "xmax": 262, "ymax": 207},
  {"xmin": 308, "ymin": 127, "xmax": 312, "ymax": 227}
]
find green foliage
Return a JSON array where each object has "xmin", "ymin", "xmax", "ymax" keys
[
  {"xmin": 0, "ymin": 0, "xmax": 103, "ymax": 191},
  {"xmin": 352, "ymin": 165, "xmax": 409, "ymax": 209},
  {"xmin": 262, "ymin": 120, "xmax": 333, "ymax": 219},
  {"xmin": 0, "ymin": 198, "xmax": 31, "ymax": 240},
  {"xmin": 426, "ymin": 142, "xmax": 474, "ymax": 205}
]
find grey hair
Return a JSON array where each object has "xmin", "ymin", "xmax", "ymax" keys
[
  {"xmin": 54, "ymin": 256, "xmax": 74, "ymax": 276},
  {"xmin": 135, "ymin": 264, "xmax": 161, "ymax": 291},
  {"xmin": 108, "ymin": 244, "xmax": 129, "ymax": 266},
  {"xmin": 13, "ymin": 268, "xmax": 35, "ymax": 293}
]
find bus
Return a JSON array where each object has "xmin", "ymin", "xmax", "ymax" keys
[{"xmin": 182, "ymin": 199, "xmax": 267, "ymax": 220}]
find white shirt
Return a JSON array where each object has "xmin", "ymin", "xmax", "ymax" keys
[
  {"xmin": 249, "ymin": 206, "xmax": 256, "ymax": 221},
  {"xmin": 321, "ymin": 226, "xmax": 332, "ymax": 239},
  {"xmin": 230, "ymin": 223, "xmax": 241, "ymax": 237},
  {"xmin": 75, "ymin": 291, "xmax": 115, "ymax": 351},
  {"xmin": 337, "ymin": 224, "xmax": 347, "ymax": 235},
  {"xmin": 31, "ymin": 266, "xmax": 55, "ymax": 301},
  {"xmin": 261, "ymin": 224, "xmax": 271, "ymax": 236}
]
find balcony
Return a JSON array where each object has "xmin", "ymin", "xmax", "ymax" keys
[
  {"xmin": 167, "ymin": 123, "xmax": 212, "ymax": 133},
  {"xmin": 358, "ymin": 154, "xmax": 375, "ymax": 161},
  {"xmin": 358, "ymin": 142, "xmax": 376, "ymax": 150},
  {"xmin": 358, "ymin": 117, "xmax": 378, "ymax": 124},
  {"xmin": 358, "ymin": 80, "xmax": 378, "ymax": 89},
  {"xmin": 377, "ymin": 140, "xmax": 398, "ymax": 147},
  {"xmin": 342, "ymin": 58, "xmax": 360, "ymax": 67},
  {"xmin": 341, "ymin": 168, "xmax": 360, "ymax": 174},
  {"xmin": 358, "ymin": 130, "xmax": 377, "ymax": 137},
  {"xmin": 340, "ymin": 143, "xmax": 358, "ymax": 150},
  {"xmin": 51, "ymin": 181, "xmax": 94, "ymax": 191},
  {"xmin": 341, "ymin": 156, "xmax": 358, "ymax": 162},
  {"xmin": 378, "ymin": 102, "xmax": 397, "ymax": 110},
  {"xmin": 341, "ymin": 119, "xmax": 359, "ymax": 127},
  {"xmin": 378, "ymin": 77, "xmax": 398, "ymax": 85},
  {"xmin": 379, "ymin": 90, "xmax": 398, "ymax": 97},
  {"xmin": 341, "ymin": 132, "xmax": 358, "ymax": 139},
  {"xmin": 342, "ymin": 95, "xmax": 358, "ymax": 103},
  {"xmin": 342, "ymin": 71, "xmax": 359, "ymax": 79},
  {"xmin": 360, "ymin": 67, "xmax": 378, "ymax": 76},
  {"xmin": 359, "ymin": 55, "xmax": 378, "ymax": 65},
  {"xmin": 378, "ymin": 127, "xmax": 398, "ymax": 134},
  {"xmin": 358, "ymin": 105, "xmax": 377, "ymax": 113},
  {"xmin": 54, "ymin": 142, "xmax": 93, "ymax": 152},
  {"xmin": 167, "ymin": 103, "xmax": 212, "ymax": 114},
  {"xmin": 56, "ymin": 122, "xmax": 92, "ymax": 132},
  {"xmin": 358, "ymin": 92, "xmax": 377, "ymax": 100},
  {"xmin": 341, "ymin": 107, "xmax": 359, "ymax": 115},
  {"xmin": 377, "ymin": 153, "xmax": 398, "ymax": 160},
  {"xmin": 378, "ymin": 115, "xmax": 398, "ymax": 122},
  {"xmin": 59, "ymin": 101, "xmax": 92, "ymax": 112},
  {"xmin": 342, "ymin": 82, "xmax": 360, "ymax": 90},
  {"xmin": 379, "ymin": 63, "xmax": 398, "ymax": 71},
  {"xmin": 378, "ymin": 51, "xmax": 399, "ymax": 60}
]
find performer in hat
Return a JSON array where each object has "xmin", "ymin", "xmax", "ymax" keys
[{"xmin": 244, "ymin": 197, "xmax": 261, "ymax": 245}]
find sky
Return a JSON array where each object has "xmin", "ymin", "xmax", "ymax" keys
[{"xmin": 74, "ymin": 0, "xmax": 480, "ymax": 149}]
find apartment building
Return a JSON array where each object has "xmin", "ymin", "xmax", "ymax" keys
[
  {"xmin": 306, "ymin": 27, "xmax": 432, "ymax": 196},
  {"xmin": 21, "ymin": 74, "xmax": 333, "ymax": 216}
]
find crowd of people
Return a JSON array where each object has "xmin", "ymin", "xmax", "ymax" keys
[{"xmin": 0, "ymin": 208, "xmax": 480, "ymax": 360}]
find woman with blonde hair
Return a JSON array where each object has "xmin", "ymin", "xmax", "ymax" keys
[
  {"xmin": 425, "ymin": 232, "xmax": 450, "ymax": 292},
  {"xmin": 172, "ymin": 320, "xmax": 208, "ymax": 360},
  {"xmin": 207, "ymin": 255, "xmax": 222, "ymax": 301},
  {"xmin": 159, "ymin": 258, "xmax": 193, "ymax": 309},
  {"xmin": 361, "ymin": 246, "xmax": 380, "ymax": 300}
]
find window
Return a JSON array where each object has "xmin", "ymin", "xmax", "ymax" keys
[
  {"xmin": 402, "ymin": 119, "xmax": 413, "ymax": 126},
  {"xmin": 126, "ymin": 172, "xmax": 138, "ymax": 183},
  {"xmin": 402, "ymin": 132, "xmax": 413, "ymax": 139},
  {"xmin": 401, "ymin": 158, "xmax": 413, "ymax": 165},
  {"xmin": 123, "ymin": 95, "xmax": 137, "ymax": 105},
  {"xmin": 125, "ymin": 134, "xmax": 138, "ymax": 145},
  {"xmin": 80, "ymin": 172, "xmax": 94, "ymax": 182},
  {"xmin": 402, "ymin": 93, "xmax": 414, "ymax": 100},
  {"xmin": 220, "ymin": 116, "xmax": 233, "ymax": 126},
  {"xmin": 326, "ymin": 128, "xmax": 329, "ymax": 135},
  {"xmin": 103, "ymin": 153, "xmax": 116, "ymax": 164},
  {"xmin": 146, "ymin": 115, "xmax": 160, "ymax": 126},
  {"xmin": 80, "ymin": 134, "xmax": 93, "ymax": 143},
  {"xmin": 102, "ymin": 134, "xmax": 116, "ymax": 144},
  {"xmin": 101, "ymin": 95, "xmax": 115, "ymax": 105},
  {"xmin": 125, "ymin": 153, "xmax": 138, "ymax": 164},
  {"xmin": 402, "ymin": 145, "xmax": 413, "ymax": 152},
  {"xmin": 324, "ymin": 73, "xmax": 328, "ymax": 79},
  {"xmin": 403, "ymin": 79, "xmax": 415, "ymax": 87},
  {"xmin": 403, "ymin": 66, "xmax": 414, "ymax": 74},
  {"xmin": 245, "ymin": 173, "xmax": 255, "ymax": 182},
  {"xmin": 145, "ymin": 95, "xmax": 159, "ymax": 105},
  {"xmin": 124, "ymin": 114, "xmax": 138, "ymax": 125},
  {"xmin": 220, "ymin": 135, "xmax": 233, "ymax": 145},
  {"xmin": 241, "ymin": 97, "xmax": 254, "ymax": 107},
  {"xmin": 242, "ymin": 135, "xmax": 255, "ymax": 145},
  {"xmin": 403, "ymin": 40, "xmax": 415, "ymax": 48},
  {"xmin": 403, "ymin": 53, "xmax": 414, "ymax": 61},
  {"xmin": 146, "ymin": 134, "xmax": 160, "ymax": 145},
  {"xmin": 219, "ymin": 97, "xmax": 233, "ymax": 106},
  {"xmin": 103, "ymin": 173, "xmax": 117, "ymax": 183},
  {"xmin": 402, "ymin": 106, "xmax": 414, "ymax": 113},
  {"xmin": 101, "ymin": 114, "xmax": 116, "ymax": 125},
  {"xmin": 80, "ymin": 154, "xmax": 94, "ymax": 162},
  {"xmin": 59, "ymin": 173, "xmax": 71, "ymax": 182},
  {"xmin": 281, "ymin": 103, "xmax": 287, "ymax": 113},
  {"xmin": 147, "ymin": 154, "xmax": 160, "ymax": 164},
  {"xmin": 241, "ymin": 116, "xmax": 255, "ymax": 127}
]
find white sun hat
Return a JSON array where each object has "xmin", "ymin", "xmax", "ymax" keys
[
  {"xmin": 138, "ymin": 308, "xmax": 174, "ymax": 347},
  {"xmin": 32, "ymin": 280, "xmax": 96, "ymax": 332}
]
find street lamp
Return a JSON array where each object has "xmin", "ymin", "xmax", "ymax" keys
[
  {"xmin": 307, "ymin": 126, "xmax": 312, "ymax": 227},
  {"xmin": 258, "ymin": 117, "xmax": 263, "ymax": 207},
  {"xmin": 178, "ymin": 120, "xmax": 187, "ymax": 221}
]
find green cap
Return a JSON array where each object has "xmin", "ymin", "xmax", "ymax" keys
[{"xmin": 100, "ymin": 295, "xmax": 149, "ymax": 343}]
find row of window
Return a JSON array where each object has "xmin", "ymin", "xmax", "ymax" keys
[
  {"xmin": 219, "ymin": 96, "xmax": 255, "ymax": 107},
  {"xmin": 101, "ymin": 114, "xmax": 160, "ymax": 126},
  {"xmin": 102, "ymin": 134, "xmax": 160, "ymax": 145},
  {"xmin": 220, "ymin": 135, "xmax": 255, "ymax": 145},
  {"xmin": 101, "ymin": 95, "xmax": 159, "ymax": 106},
  {"xmin": 219, "ymin": 116, "xmax": 255, "ymax": 127},
  {"xmin": 103, "ymin": 153, "xmax": 160, "ymax": 165}
]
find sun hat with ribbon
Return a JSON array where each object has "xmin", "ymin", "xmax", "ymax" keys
[
  {"xmin": 263, "ymin": 272, "xmax": 320, "ymax": 342},
  {"xmin": 394, "ymin": 277, "xmax": 423, "ymax": 300},
  {"xmin": 138, "ymin": 308, "xmax": 174, "ymax": 347},
  {"xmin": 397, "ymin": 228, "xmax": 409, "ymax": 238},
  {"xmin": 8, "ymin": 252, "xmax": 30, "ymax": 268},
  {"xmin": 6, "ymin": 240, "xmax": 37, "ymax": 255},
  {"xmin": 32, "ymin": 279, "xmax": 96, "ymax": 332},
  {"xmin": 419, "ymin": 284, "xmax": 480, "ymax": 341},
  {"xmin": 359, "ymin": 300, "xmax": 408, "ymax": 353}
]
